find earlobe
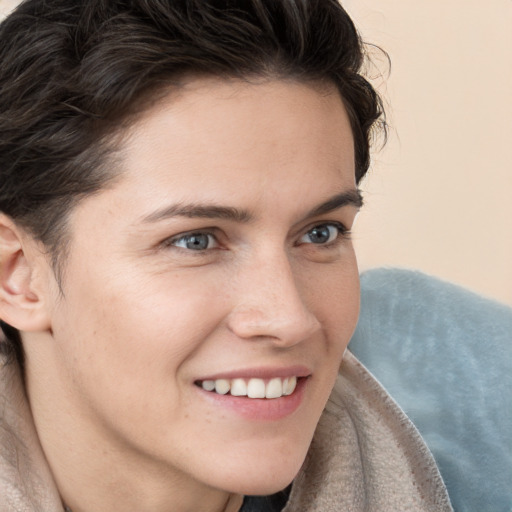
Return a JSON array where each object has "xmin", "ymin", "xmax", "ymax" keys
[{"xmin": 0, "ymin": 215, "xmax": 52, "ymax": 333}]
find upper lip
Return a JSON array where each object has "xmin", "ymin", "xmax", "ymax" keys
[{"xmin": 196, "ymin": 365, "xmax": 311, "ymax": 382}]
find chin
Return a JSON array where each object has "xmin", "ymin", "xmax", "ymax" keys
[
  {"xmin": 214, "ymin": 444, "xmax": 309, "ymax": 497},
  {"xmin": 226, "ymin": 471, "xmax": 297, "ymax": 497}
]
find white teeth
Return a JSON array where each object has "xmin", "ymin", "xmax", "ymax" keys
[
  {"xmin": 202, "ymin": 380, "xmax": 215, "ymax": 392},
  {"xmin": 230, "ymin": 378, "xmax": 247, "ymax": 396},
  {"xmin": 265, "ymin": 378, "xmax": 283, "ymax": 399},
  {"xmin": 214, "ymin": 379, "xmax": 230, "ymax": 395},
  {"xmin": 200, "ymin": 376, "xmax": 299, "ymax": 399},
  {"xmin": 283, "ymin": 376, "xmax": 297, "ymax": 396},
  {"xmin": 247, "ymin": 378, "xmax": 266, "ymax": 398}
]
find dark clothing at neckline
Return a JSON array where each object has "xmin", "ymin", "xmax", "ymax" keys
[{"xmin": 241, "ymin": 486, "xmax": 291, "ymax": 512}]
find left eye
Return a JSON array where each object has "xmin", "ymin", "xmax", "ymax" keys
[
  {"xmin": 300, "ymin": 224, "xmax": 341, "ymax": 245},
  {"xmin": 171, "ymin": 233, "xmax": 218, "ymax": 251}
]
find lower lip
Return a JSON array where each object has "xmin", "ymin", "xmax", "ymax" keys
[{"xmin": 196, "ymin": 377, "xmax": 308, "ymax": 421}]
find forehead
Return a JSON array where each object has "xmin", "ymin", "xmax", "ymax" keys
[
  {"xmin": 119, "ymin": 78, "xmax": 354, "ymax": 184},
  {"xmin": 71, "ymin": 78, "xmax": 356, "ymax": 233}
]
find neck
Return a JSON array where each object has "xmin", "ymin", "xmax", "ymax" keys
[
  {"xmin": 57, "ymin": 470, "xmax": 243, "ymax": 512},
  {"xmin": 63, "ymin": 494, "xmax": 243, "ymax": 512}
]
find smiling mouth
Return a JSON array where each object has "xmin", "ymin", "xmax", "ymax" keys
[{"xmin": 195, "ymin": 376, "xmax": 299, "ymax": 399}]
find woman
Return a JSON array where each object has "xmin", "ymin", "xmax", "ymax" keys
[{"xmin": 0, "ymin": 1, "xmax": 452, "ymax": 510}]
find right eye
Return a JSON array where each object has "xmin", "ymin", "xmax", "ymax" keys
[
  {"xmin": 169, "ymin": 232, "xmax": 219, "ymax": 251},
  {"xmin": 300, "ymin": 223, "xmax": 341, "ymax": 245}
]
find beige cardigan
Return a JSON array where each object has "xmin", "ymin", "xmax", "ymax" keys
[{"xmin": 0, "ymin": 350, "xmax": 453, "ymax": 511}]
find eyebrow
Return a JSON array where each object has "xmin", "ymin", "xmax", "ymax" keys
[
  {"xmin": 306, "ymin": 189, "xmax": 363, "ymax": 217},
  {"xmin": 141, "ymin": 189, "xmax": 363, "ymax": 224},
  {"xmin": 141, "ymin": 204, "xmax": 252, "ymax": 223}
]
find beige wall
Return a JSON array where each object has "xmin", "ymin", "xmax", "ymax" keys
[
  {"xmin": 344, "ymin": 0, "xmax": 512, "ymax": 305},
  {"xmin": 2, "ymin": 0, "xmax": 511, "ymax": 305},
  {"xmin": 0, "ymin": 0, "xmax": 16, "ymax": 17}
]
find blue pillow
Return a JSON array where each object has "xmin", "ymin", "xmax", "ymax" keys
[{"xmin": 350, "ymin": 268, "xmax": 512, "ymax": 512}]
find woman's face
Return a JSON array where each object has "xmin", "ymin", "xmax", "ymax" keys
[{"xmin": 26, "ymin": 79, "xmax": 360, "ymax": 499}]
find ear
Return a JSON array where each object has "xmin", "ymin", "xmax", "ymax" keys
[{"xmin": 0, "ymin": 214, "xmax": 52, "ymax": 333}]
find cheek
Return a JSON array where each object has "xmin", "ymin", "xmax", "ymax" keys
[
  {"xmin": 53, "ymin": 267, "xmax": 229, "ymax": 384},
  {"xmin": 302, "ymin": 257, "xmax": 360, "ymax": 342},
  {"xmin": 47, "ymin": 273, "xmax": 229, "ymax": 443}
]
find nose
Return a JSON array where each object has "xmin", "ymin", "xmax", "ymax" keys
[{"xmin": 226, "ymin": 251, "xmax": 321, "ymax": 347}]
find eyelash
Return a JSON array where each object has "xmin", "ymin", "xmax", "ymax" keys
[
  {"xmin": 163, "ymin": 222, "xmax": 350, "ymax": 253},
  {"xmin": 163, "ymin": 230, "xmax": 219, "ymax": 252},
  {"xmin": 297, "ymin": 222, "xmax": 350, "ymax": 248}
]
